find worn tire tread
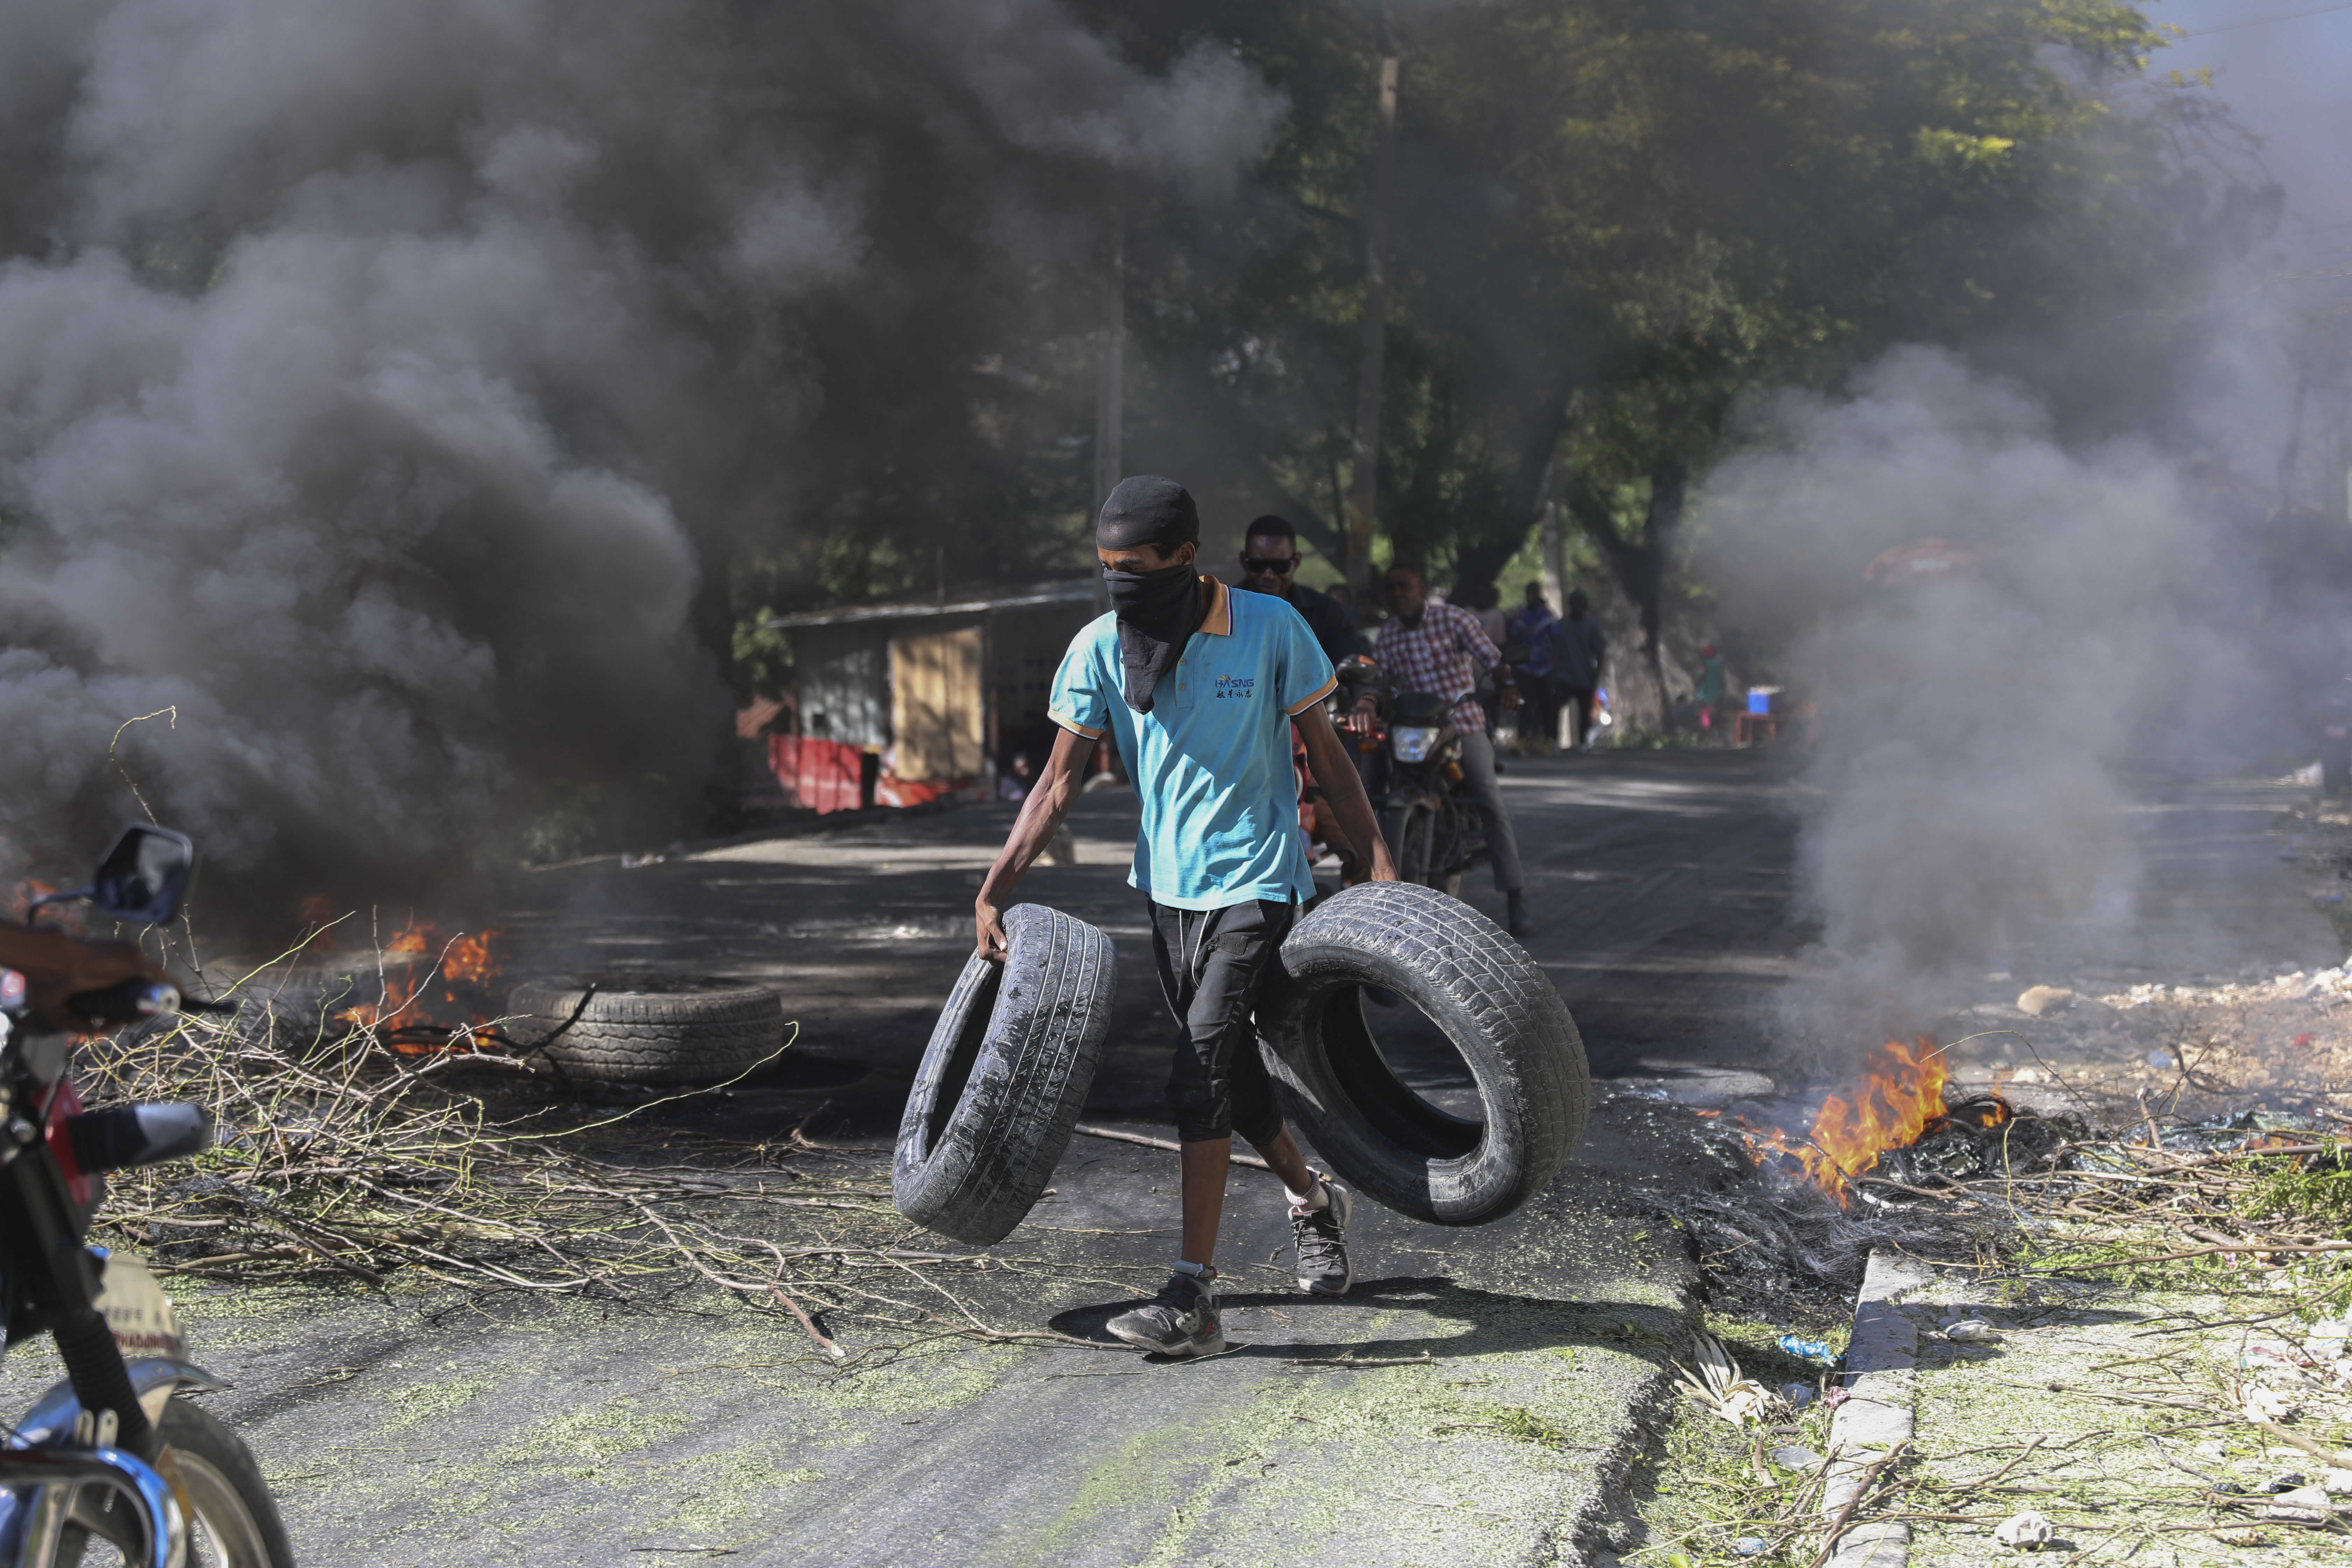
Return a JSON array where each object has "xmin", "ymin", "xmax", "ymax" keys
[
  {"xmin": 892, "ymin": 906, "xmax": 1116, "ymax": 1246},
  {"xmin": 506, "ymin": 978, "xmax": 784, "ymax": 1086},
  {"xmin": 1261, "ymin": 881, "xmax": 1589, "ymax": 1224}
]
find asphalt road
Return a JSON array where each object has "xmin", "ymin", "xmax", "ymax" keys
[{"xmin": 9, "ymin": 748, "xmax": 2330, "ymax": 1565}]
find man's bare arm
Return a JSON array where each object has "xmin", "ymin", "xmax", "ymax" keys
[
  {"xmin": 1297, "ymin": 704, "xmax": 1398, "ymax": 882},
  {"xmin": 975, "ymin": 724, "xmax": 1098, "ymax": 957}
]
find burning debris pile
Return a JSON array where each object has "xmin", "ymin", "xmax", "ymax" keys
[
  {"xmin": 1671, "ymin": 1038, "xmax": 2083, "ymax": 1311},
  {"xmin": 285, "ymin": 909, "xmax": 511, "ymax": 1054},
  {"xmin": 1715, "ymin": 1037, "xmax": 2076, "ymax": 1205}
]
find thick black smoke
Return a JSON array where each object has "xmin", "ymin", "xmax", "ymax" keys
[{"xmin": 0, "ymin": 0, "xmax": 1279, "ymax": 909}]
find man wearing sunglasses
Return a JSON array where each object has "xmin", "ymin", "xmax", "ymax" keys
[
  {"xmin": 1238, "ymin": 516, "xmax": 1360, "ymax": 668},
  {"xmin": 1239, "ymin": 514, "xmax": 1370, "ymax": 882}
]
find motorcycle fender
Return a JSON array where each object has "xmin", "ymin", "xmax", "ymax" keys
[{"xmin": 12, "ymin": 1357, "xmax": 231, "ymax": 1446}]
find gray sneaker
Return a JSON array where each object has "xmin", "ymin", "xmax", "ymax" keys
[
  {"xmin": 1107, "ymin": 1271, "xmax": 1225, "ymax": 1357},
  {"xmin": 1291, "ymin": 1179, "xmax": 1353, "ymax": 1296}
]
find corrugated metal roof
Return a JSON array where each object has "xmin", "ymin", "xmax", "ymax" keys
[{"xmin": 758, "ymin": 578, "xmax": 1100, "ymax": 630}]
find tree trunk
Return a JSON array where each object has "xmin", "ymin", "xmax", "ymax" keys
[
  {"xmin": 1452, "ymin": 401, "xmax": 1569, "ymax": 607},
  {"xmin": 1344, "ymin": 55, "xmax": 1400, "ymax": 595},
  {"xmin": 1564, "ymin": 459, "xmax": 1684, "ymax": 735}
]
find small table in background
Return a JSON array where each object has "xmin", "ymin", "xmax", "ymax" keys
[{"xmin": 1735, "ymin": 711, "xmax": 1778, "ymax": 747}]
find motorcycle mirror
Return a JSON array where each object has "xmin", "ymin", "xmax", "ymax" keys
[
  {"xmin": 88, "ymin": 825, "xmax": 195, "ymax": 926},
  {"xmin": 1338, "ymin": 654, "xmax": 1380, "ymax": 682}
]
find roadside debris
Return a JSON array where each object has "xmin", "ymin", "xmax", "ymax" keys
[
  {"xmin": 1991, "ymin": 1509, "xmax": 2055, "ymax": 1550},
  {"xmin": 2016, "ymin": 985, "xmax": 2073, "ymax": 1017},
  {"xmin": 1943, "ymin": 1317, "xmax": 2002, "ymax": 1344},
  {"xmin": 1672, "ymin": 1330, "xmax": 1781, "ymax": 1427},
  {"xmin": 72, "ymin": 931, "xmax": 1097, "ymax": 1371},
  {"xmin": 2263, "ymin": 1483, "xmax": 2337, "ymax": 1523}
]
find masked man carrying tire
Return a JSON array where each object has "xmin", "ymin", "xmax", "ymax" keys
[{"xmin": 974, "ymin": 476, "xmax": 1398, "ymax": 1357}]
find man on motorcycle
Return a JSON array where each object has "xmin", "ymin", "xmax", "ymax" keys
[
  {"xmin": 1348, "ymin": 564, "xmax": 1531, "ymax": 936},
  {"xmin": 974, "ymin": 476, "xmax": 1398, "ymax": 1359}
]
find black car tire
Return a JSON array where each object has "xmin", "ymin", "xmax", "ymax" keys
[
  {"xmin": 1258, "ymin": 881, "xmax": 1588, "ymax": 1224},
  {"xmin": 506, "ymin": 976, "xmax": 785, "ymax": 1087},
  {"xmin": 893, "ymin": 904, "xmax": 1118, "ymax": 1247}
]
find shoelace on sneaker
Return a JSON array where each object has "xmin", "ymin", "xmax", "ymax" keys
[{"xmin": 1291, "ymin": 1204, "xmax": 1345, "ymax": 1270}]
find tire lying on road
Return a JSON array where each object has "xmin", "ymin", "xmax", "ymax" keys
[
  {"xmin": 506, "ymin": 975, "xmax": 786, "ymax": 1087},
  {"xmin": 1257, "ymin": 881, "xmax": 1589, "ymax": 1225},
  {"xmin": 894, "ymin": 904, "xmax": 1118, "ymax": 1247}
]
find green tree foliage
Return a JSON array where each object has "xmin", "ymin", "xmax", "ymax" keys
[{"xmin": 745, "ymin": 2, "xmax": 2273, "ymax": 722}]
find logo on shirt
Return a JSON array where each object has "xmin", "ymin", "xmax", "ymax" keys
[{"xmin": 1214, "ymin": 675, "xmax": 1256, "ymax": 700}]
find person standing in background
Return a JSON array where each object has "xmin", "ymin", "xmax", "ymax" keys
[
  {"xmin": 1556, "ymin": 590, "xmax": 1607, "ymax": 752},
  {"xmin": 1468, "ymin": 582, "xmax": 1508, "ymax": 651},
  {"xmin": 1506, "ymin": 583, "xmax": 1562, "ymax": 756},
  {"xmin": 1694, "ymin": 643, "xmax": 1727, "ymax": 736}
]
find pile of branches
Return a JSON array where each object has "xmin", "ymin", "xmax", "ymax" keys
[
  {"xmin": 72, "ymin": 970, "xmax": 1099, "ymax": 1371},
  {"xmin": 2010, "ymin": 1116, "xmax": 2352, "ymax": 1283}
]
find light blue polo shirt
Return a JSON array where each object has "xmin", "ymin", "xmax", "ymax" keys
[{"xmin": 1049, "ymin": 577, "xmax": 1339, "ymax": 910}]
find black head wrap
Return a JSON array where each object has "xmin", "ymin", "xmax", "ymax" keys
[
  {"xmin": 1096, "ymin": 476, "xmax": 1199, "ymax": 552},
  {"xmin": 1097, "ymin": 476, "xmax": 1204, "ymax": 713}
]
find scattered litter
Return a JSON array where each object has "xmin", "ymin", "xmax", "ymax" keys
[
  {"xmin": 2263, "ymin": 1485, "xmax": 2334, "ymax": 1524},
  {"xmin": 2104, "ymin": 965, "xmax": 2352, "ymax": 1009},
  {"xmin": 2322, "ymin": 1467, "xmax": 2352, "ymax": 1496},
  {"xmin": 2317, "ymin": 892, "xmax": 2346, "ymax": 905},
  {"xmin": 1777, "ymin": 1334, "xmax": 1836, "ymax": 1364},
  {"xmin": 1778, "ymin": 1382, "xmax": 1814, "ymax": 1410},
  {"xmin": 2016, "ymin": 985, "xmax": 2073, "ymax": 1017},
  {"xmin": 2241, "ymin": 1385, "xmax": 2296, "ymax": 1421},
  {"xmin": 1671, "ymin": 1330, "xmax": 1778, "ymax": 1427},
  {"xmin": 2145, "ymin": 1050, "xmax": 2174, "ymax": 1070},
  {"xmin": 1734, "ymin": 1539, "xmax": 1769, "ymax": 1556},
  {"xmin": 1992, "ymin": 1510, "xmax": 2054, "ymax": 1550},
  {"xmin": 1770, "ymin": 1443, "xmax": 1824, "ymax": 1470},
  {"xmin": 1819, "ymin": 1386, "xmax": 1850, "ymax": 1411},
  {"xmin": 1945, "ymin": 1318, "xmax": 2003, "ymax": 1344}
]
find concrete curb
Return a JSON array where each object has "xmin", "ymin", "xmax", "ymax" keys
[{"xmin": 1823, "ymin": 1248, "xmax": 1932, "ymax": 1568}]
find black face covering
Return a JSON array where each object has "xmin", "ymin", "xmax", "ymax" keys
[{"xmin": 1105, "ymin": 560, "xmax": 1203, "ymax": 714}]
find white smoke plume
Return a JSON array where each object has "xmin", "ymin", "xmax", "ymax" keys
[
  {"xmin": 1695, "ymin": 345, "xmax": 2285, "ymax": 1050},
  {"xmin": 0, "ymin": 0, "xmax": 1281, "ymax": 907}
]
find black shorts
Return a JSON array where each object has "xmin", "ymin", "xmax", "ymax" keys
[{"xmin": 1148, "ymin": 898, "xmax": 1295, "ymax": 1147}]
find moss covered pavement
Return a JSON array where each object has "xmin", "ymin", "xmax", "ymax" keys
[{"xmin": 0, "ymin": 1118, "xmax": 1699, "ymax": 1566}]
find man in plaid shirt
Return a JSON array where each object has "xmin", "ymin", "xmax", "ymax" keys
[{"xmin": 1347, "ymin": 563, "xmax": 1532, "ymax": 936}]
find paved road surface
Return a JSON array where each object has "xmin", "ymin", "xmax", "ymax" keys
[{"xmin": 8, "ymin": 750, "xmax": 2331, "ymax": 1565}]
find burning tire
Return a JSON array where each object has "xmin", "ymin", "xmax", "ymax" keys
[
  {"xmin": 505, "ymin": 975, "xmax": 785, "ymax": 1087},
  {"xmin": 892, "ymin": 904, "xmax": 1117, "ymax": 1247},
  {"xmin": 1257, "ymin": 881, "xmax": 1588, "ymax": 1225}
]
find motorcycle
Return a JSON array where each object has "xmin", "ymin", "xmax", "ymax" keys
[
  {"xmin": 0, "ymin": 825, "xmax": 291, "ymax": 1567},
  {"xmin": 1336, "ymin": 656, "xmax": 1486, "ymax": 897}
]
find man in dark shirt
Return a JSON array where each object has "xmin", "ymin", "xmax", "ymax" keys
[
  {"xmin": 1240, "ymin": 517, "xmax": 1360, "ymax": 668},
  {"xmin": 1557, "ymin": 589, "xmax": 1608, "ymax": 751},
  {"xmin": 1240, "ymin": 514, "xmax": 1369, "ymax": 881}
]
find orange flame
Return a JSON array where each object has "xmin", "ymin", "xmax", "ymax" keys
[
  {"xmin": 340, "ymin": 922, "xmax": 506, "ymax": 1051},
  {"xmin": 1734, "ymin": 1036, "xmax": 1950, "ymax": 1205}
]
